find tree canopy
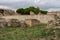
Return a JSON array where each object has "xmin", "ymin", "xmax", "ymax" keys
[
  {"xmin": 16, "ymin": 7, "xmax": 48, "ymax": 15},
  {"xmin": 16, "ymin": 8, "xmax": 24, "ymax": 15}
]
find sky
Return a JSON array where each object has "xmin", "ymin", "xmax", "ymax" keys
[{"xmin": 0, "ymin": 0, "xmax": 60, "ymax": 11}]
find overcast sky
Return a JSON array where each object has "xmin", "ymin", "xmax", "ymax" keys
[{"xmin": 0, "ymin": 0, "xmax": 60, "ymax": 11}]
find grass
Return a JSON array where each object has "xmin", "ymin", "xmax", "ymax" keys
[{"xmin": 0, "ymin": 24, "xmax": 48, "ymax": 40}]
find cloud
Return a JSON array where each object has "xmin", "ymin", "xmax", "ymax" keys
[
  {"xmin": 0, "ymin": 0, "xmax": 60, "ymax": 11},
  {"xmin": 0, "ymin": 0, "xmax": 19, "ymax": 3}
]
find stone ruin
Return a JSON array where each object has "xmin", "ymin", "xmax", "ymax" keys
[
  {"xmin": 0, "ymin": 10, "xmax": 60, "ymax": 28},
  {"xmin": 0, "ymin": 18, "xmax": 7, "ymax": 27},
  {"xmin": 0, "ymin": 9, "xmax": 17, "ymax": 16},
  {"xmin": 8, "ymin": 19, "xmax": 21, "ymax": 27},
  {"xmin": 47, "ymin": 20, "xmax": 55, "ymax": 29},
  {"xmin": 25, "ymin": 19, "xmax": 40, "ymax": 27},
  {"xmin": 0, "ymin": 18, "xmax": 21, "ymax": 27},
  {"xmin": 46, "ymin": 14, "xmax": 60, "ymax": 29},
  {"xmin": 0, "ymin": 18, "xmax": 41, "ymax": 27}
]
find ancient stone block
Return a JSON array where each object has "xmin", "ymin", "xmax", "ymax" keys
[
  {"xmin": 25, "ymin": 19, "xmax": 40, "ymax": 26},
  {"xmin": 9, "ymin": 19, "xmax": 21, "ymax": 27},
  {"xmin": 30, "ymin": 11, "xmax": 35, "ymax": 15},
  {"xmin": 0, "ymin": 18, "xmax": 7, "ymax": 27},
  {"xmin": 20, "ymin": 20, "xmax": 28, "ymax": 27},
  {"xmin": 0, "ymin": 8, "xmax": 17, "ymax": 16},
  {"xmin": 47, "ymin": 20, "xmax": 54, "ymax": 29}
]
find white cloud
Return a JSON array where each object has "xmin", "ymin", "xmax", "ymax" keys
[
  {"xmin": 0, "ymin": 0, "xmax": 20, "ymax": 3},
  {"xmin": 0, "ymin": 0, "xmax": 60, "ymax": 11}
]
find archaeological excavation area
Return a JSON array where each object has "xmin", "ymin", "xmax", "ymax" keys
[{"xmin": 0, "ymin": 8, "xmax": 60, "ymax": 40}]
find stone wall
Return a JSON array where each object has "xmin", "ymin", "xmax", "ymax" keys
[
  {"xmin": 0, "ymin": 14, "xmax": 56, "ymax": 27},
  {"xmin": 0, "ymin": 9, "xmax": 17, "ymax": 16},
  {"xmin": 1, "ymin": 14, "xmax": 55, "ymax": 24}
]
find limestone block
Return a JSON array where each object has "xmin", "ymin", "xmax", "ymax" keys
[
  {"xmin": 25, "ymin": 19, "xmax": 40, "ymax": 26},
  {"xmin": 9, "ymin": 19, "xmax": 21, "ymax": 27},
  {"xmin": 0, "ymin": 18, "xmax": 7, "ymax": 27},
  {"xmin": 30, "ymin": 11, "xmax": 35, "ymax": 15}
]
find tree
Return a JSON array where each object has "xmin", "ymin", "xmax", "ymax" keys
[
  {"xmin": 16, "ymin": 8, "xmax": 24, "ymax": 15},
  {"xmin": 40, "ymin": 10, "xmax": 47, "ymax": 14},
  {"xmin": 28, "ymin": 7, "xmax": 40, "ymax": 14},
  {"xmin": 16, "ymin": 7, "xmax": 48, "ymax": 15},
  {"xmin": 24, "ymin": 8, "xmax": 30, "ymax": 15}
]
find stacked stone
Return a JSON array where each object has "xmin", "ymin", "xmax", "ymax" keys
[
  {"xmin": 0, "ymin": 9, "xmax": 16, "ymax": 16},
  {"xmin": 55, "ymin": 15, "xmax": 60, "ymax": 26}
]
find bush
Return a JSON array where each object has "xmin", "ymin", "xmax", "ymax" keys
[
  {"xmin": 16, "ymin": 7, "xmax": 48, "ymax": 15},
  {"xmin": 40, "ymin": 10, "xmax": 47, "ymax": 14}
]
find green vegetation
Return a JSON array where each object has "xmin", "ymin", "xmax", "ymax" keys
[
  {"xmin": 16, "ymin": 7, "xmax": 48, "ymax": 15},
  {"xmin": 40, "ymin": 10, "xmax": 48, "ymax": 14},
  {"xmin": 16, "ymin": 8, "xmax": 25, "ymax": 15},
  {"xmin": 0, "ymin": 24, "xmax": 55, "ymax": 40}
]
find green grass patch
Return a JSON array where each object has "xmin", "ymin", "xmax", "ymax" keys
[{"xmin": 0, "ymin": 24, "xmax": 49, "ymax": 40}]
